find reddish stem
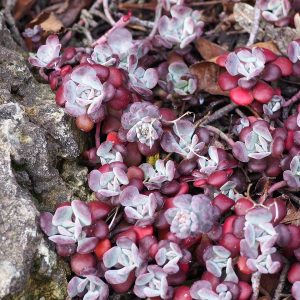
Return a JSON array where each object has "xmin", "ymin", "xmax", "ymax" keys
[
  {"xmin": 39, "ymin": 68, "xmax": 49, "ymax": 81},
  {"xmin": 92, "ymin": 13, "xmax": 132, "ymax": 46},
  {"xmin": 95, "ymin": 121, "xmax": 101, "ymax": 148},
  {"xmin": 283, "ymin": 89, "xmax": 300, "ymax": 108},
  {"xmin": 268, "ymin": 180, "xmax": 287, "ymax": 195}
]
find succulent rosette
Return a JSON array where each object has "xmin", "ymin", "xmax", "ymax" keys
[
  {"xmin": 165, "ymin": 61, "xmax": 197, "ymax": 97},
  {"xmin": 283, "ymin": 155, "xmax": 300, "ymax": 189},
  {"xmin": 67, "ymin": 275, "xmax": 109, "ymax": 300},
  {"xmin": 28, "ymin": 35, "xmax": 61, "ymax": 68},
  {"xmin": 165, "ymin": 194, "xmax": 220, "ymax": 239},
  {"xmin": 155, "ymin": 240, "xmax": 191, "ymax": 274},
  {"xmin": 103, "ymin": 237, "xmax": 146, "ymax": 284},
  {"xmin": 257, "ymin": 0, "xmax": 291, "ymax": 26},
  {"xmin": 225, "ymin": 48, "xmax": 266, "ymax": 88},
  {"xmin": 158, "ymin": 5, "xmax": 204, "ymax": 49},
  {"xmin": 40, "ymin": 200, "xmax": 98, "ymax": 255},
  {"xmin": 119, "ymin": 186, "xmax": 159, "ymax": 225},
  {"xmin": 96, "ymin": 141, "xmax": 125, "ymax": 165},
  {"xmin": 161, "ymin": 119, "xmax": 205, "ymax": 159},
  {"xmin": 133, "ymin": 265, "xmax": 173, "ymax": 299},
  {"xmin": 120, "ymin": 102, "xmax": 163, "ymax": 148},
  {"xmin": 88, "ymin": 166, "xmax": 129, "ymax": 201},
  {"xmin": 233, "ymin": 121, "xmax": 273, "ymax": 162},
  {"xmin": 139, "ymin": 159, "xmax": 175, "ymax": 190},
  {"xmin": 60, "ymin": 65, "xmax": 115, "ymax": 122}
]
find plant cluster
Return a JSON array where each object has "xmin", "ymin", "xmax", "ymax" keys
[{"xmin": 30, "ymin": 0, "xmax": 300, "ymax": 299}]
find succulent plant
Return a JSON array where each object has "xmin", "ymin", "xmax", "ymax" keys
[
  {"xmin": 263, "ymin": 95, "xmax": 285, "ymax": 116},
  {"xmin": 161, "ymin": 119, "xmax": 205, "ymax": 159},
  {"xmin": 166, "ymin": 61, "xmax": 197, "ymax": 96},
  {"xmin": 119, "ymin": 186, "xmax": 158, "ymax": 225},
  {"xmin": 246, "ymin": 247, "xmax": 281, "ymax": 274},
  {"xmin": 23, "ymin": 25, "xmax": 43, "ymax": 43},
  {"xmin": 292, "ymin": 281, "xmax": 300, "ymax": 300},
  {"xmin": 162, "ymin": 0, "xmax": 184, "ymax": 11},
  {"xmin": 217, "ymin": 181, "xmax": 241, "ymax": 202},
  {"xmin": 126, "ymin": 54, "xmax": 159, "ymax": 96},
  {"xmin": 158, "ymin": 5, "xmax": 204, "ymax": 49},
  {"xmin": 225, "ymin": 48, "xmax": 266, "ymax": 87},
  {"xmin": 62, "ymin": 65, "xmax": 115, "ymax": 122},
  {"xmin": 103, "ymin": 237, "xmax": 145, "ymax": 284},
  {"xmin": 233, "ymin": 122, "xmax": 273, "ymax": 162},
  {"xmin": 155, "ymin": 240, "xmax": 191, "ymax": 274},
  {"xmin": 67, "ymin": 275, "xmax": 109, "ymax": 300},
  {"xmin": 120, "ymin": 102, "xmax": 163, "ymax": 148},
  {"xmin": 190, "ymin": 280, "xmax": 240, "ymax": 300},
  {"xmin": 240, "ymin": 207, "xmax": 278, "ymax": 259},
  {"xmin": 40, "ymin": 200, "xmax": 99, "ymax": 254},
  {"xmin": 257, "ymin": 0, "xmax": 291, "ymax": 25},
  {"xmin": 165, "ymin": 194, "xmax": 220, "ymax": 239},
  {"xmin": 139, "ymin": 159, "xmax": 175, "ymax": 190},
  {"xmin": 133, "ymin": 265, "xmax": 172, "ymax": 299},
  {"xmin": 283, "ymin": 155, "xmax": 300, "ymax": 189},
  {"xmin": 28, "ymin": 35, "xmax": 61, "ymax": 68},
  {"xmin": 288, "ymin": 40, "xmax": 300, "ymax": 63},
  {"xmin": 90, "ymin": 28, "xmax": 136, "ymax": 67},
  {"xmin": 96, "ymin": 141, "xmax": 125, "ymax": 165},
  {"xmin": 88, "ymin": 167, "xmax": 129, "ymax": 200},
  {"xmin": 203, "ymin": 246, "xmax": 231, "ymax": 277},
  {"xmin": 198, "ymin": 146, "xmax": 219, "ymax": 175}
]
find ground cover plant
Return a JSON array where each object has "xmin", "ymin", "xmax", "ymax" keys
[{"xmin": 10, "ymin": 0, "xmax": 300, "ymax": 298}]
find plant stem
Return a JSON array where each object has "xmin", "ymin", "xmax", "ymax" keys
[
  {"xmin": 103, "ymin": 0, "xmax": 115, "ymax": 25},
  {"xmin": 247, "ymin": 2, "xmax": 261, "ymax": 46},
  {"xmin": 251, "ymin": 272, "xmax": 262, "ymax": 300},
  {"xmin": 204, "ymin": 125, "xmax": 235, "ymax": 147},
  {"xmin": 273, "ymin": 262, "xmax": 290, "ymax": 300},
  {"xmin": 95, "ymin": 121, "xmax": 101, "ymax": 148},
  {"xmin": 268, "ymin": 180, "xmax": 287, "ymax": 195},
  {"xmin": 149, "ymin": 0, "xmax": 163, "ymax": 38},
  {"xmin": 283, "ymin": 89, "xmax": 300, "ymax": 108}
]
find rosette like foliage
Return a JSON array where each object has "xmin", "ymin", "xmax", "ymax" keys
[
  {"xmin": 88, "ymin": 167, "xmax": 129, "ymax": 200},
  {"xmin": 121, "ymin": 102, "xmax": 163, "ymax": 148},
  {"xmin": 283, "ymin": 155, "xmax": 300, "ymax": 189},
  {"xmin": 40, "ymin": 200, "xmax": 98, "ymax": 254},
  {"xmin": 103, "ymin": 238, "xmax": 145, "ymax": 284},
  {"xmin": 161, "ymin": 119, "xmax": 205, "ymax": 159},
  {"xmin": 190, "ymin": 280, "xmax": 240, "ymax": 300},
  {"xmin": 140, "ymin": 159, "xmax": 175, "ymax": 190},
  {"xmin": 155, "ymin": 240, "xmax": 191, "ymax": 274},
  {"xmin": 257, "ymin": 0, "xmax": 291, "ymax": 26},
  {"xmin": 67, "ymin": 275, "xmax": 109, "ymax": 300},
  {"xmin": 203, "ymin": 246, "xmax": 231, "ymax": 277},
  {"xmin": 166, "ymin": 61, "xmax": 197, "ymax": 97},
  {"xmin": 133, "ymin": 265, "xmax": 172, "ymax": 299},
  {"xmin": 127, "ymin": 54, "xmax": 158, "ymax": 96},
  {"xmin": 165, "ymin": 194, "xmax": 220, "ymax": 239},
  {"xmin": 90, "ymin": 28, "xmax": 135, "ymax": 66},
  {"xmin": 225, "ymin": 48, "xmax": 266, "ymax": 87},
  {"xmin": 28, "ymin": 35, "xmax": 61, "ymax": 68},
  {"xmin": 119, "ymin": 186, "xmax": 158, "ymax": 225},
  {"xmin": 61, "ymin": 65, "xmax": 114, "ymax": 122},
  {"xmin": 233, "ymin": 122, "xmax": 272, "ymax": 162},
  {"xmin": 198, "ymin": 146, "xmax": 219, "ymax": 175},
  {"xmin": 97, "ymin": 141, "xmax": 124, "ymax": 165},
  {"xmin": 288, "ymin": 40, "xmax": 300, "ymax": 63},
  {"xmin": 158, "ymin": 5, "xmax": 204, "ymax": 49},
  {"xmin": 240, "ymin": 207, "xmax": 278, "ymax": 259},
  {"xmin": 263, "ymin": 95, "xmax": 285, "ymax": 117},
  {"xmin": 246, "ymin": 247, "xmax": 281, "ymax": 274}
]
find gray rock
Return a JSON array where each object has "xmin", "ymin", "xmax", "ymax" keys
[{"xmin": 0, "ymin": 26, "xmax": 89, "ymax": 299}]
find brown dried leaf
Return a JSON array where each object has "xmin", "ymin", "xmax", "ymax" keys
[
  {"xmin": 13, "ymin": 0, "xmax": 36, "ymax": 20},
  {"xmin": 281, "ymin": 203, "xmax": 300, "ymax": 226},
  {"xmin": 252, "ymin": 41, "xmax": 281, "ymax": 55},
  {"xmin": 233, "ymin": 3, "xmax": 296, "ymax": 54},
  {"xmin": 190, "ymin": 62, "xmax": 228, "ymax": 96},
  {"xmin": 195, "ymin": 38, "xmax": 228, "ymax": 61},
  {"xmin": 29, "ymin": 12, "xmax": 64, "ymax": 34}
]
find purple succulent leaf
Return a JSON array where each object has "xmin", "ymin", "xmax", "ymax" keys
[
  {"xmin": 288, "ymin": 41, "xmax": 300, "ymax": 63},
  {"xmin": 71, "ymin": 66, "xmax": 102, "ymax": 90},
  {"xmin": 244, "ymin": 223, "xmax": 256, "ymax": 247},
  {"xmin": 292, "ymin": 281, "xmax": 300, "ymax": 300},
  {"xmin": 71, "ymin": 200, "xmax": 92, "ymax": 226},
  {"xmin": 240, "ymin": 239, "xmax": 258, "ymax": 259},
  {"xmin": 232, "ymin": 141, "xmax": 249, "ymax": 162},
  {"xmin": 49, "ymin": 235, "xmax": 76, "ymax": 245},
  {"xmin": 224, "ymin": 258, "xmax": 239, "ymax": 284},
  {"xmin": 225, "ymin": 52, "xmax": 239, "ymax": 76},
  {"xmin": 105, "ymin": 268, "xmax": 132, "ymax": 284},
  {"xmin": 40, "ymin": 212, "xmax": 58, "ymax": 236},
  {"xmin": 67, "ymin": 276, "xmax": 87, "ymax": 297},
  {"xmin": 246, "ymin": 207, "xmax": 273, "ymax": 224},
  {"xmin": 161, "ymin": 131, "xmax": 186, "ymax": 156},
  {"xmin": 52, "ymin": 206, "xmax": 73, "ymax": 226},
  {"xmin": 88, "ymin": 170, "xmax": 102, "ymax": 192},
  {"xmin": 77, "ymin": 237, "xmax": 99, "ymax": 253}
]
